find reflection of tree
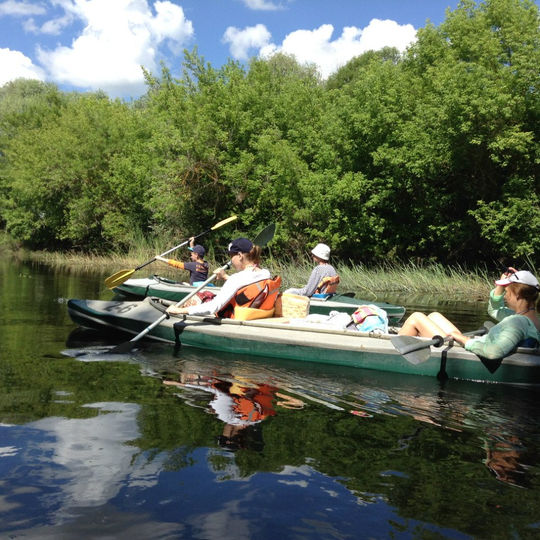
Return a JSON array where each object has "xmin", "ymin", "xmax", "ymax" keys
[
  {"xmin": 3, "ymin": 347, "xmax": 540, "ymax": 539},
  {"xmin": 153, "ymin": 389, "xmax": 536, "ymax": 533},
  {"xmin": 0, "ymin": 353, "xmax": 160, "ymax": 425}
]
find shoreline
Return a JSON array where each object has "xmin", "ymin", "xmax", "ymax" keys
[{"xmin": 19, "ymin": 248, "xmax": 493, "ymax": 300}]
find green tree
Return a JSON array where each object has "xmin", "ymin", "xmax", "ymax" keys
[
  {"xmin": 2, "ymin": 91, "xmax": 149, "ymax": 250},
  {"xmin": 392, "ymin": 0, "xmax": 540, "ymax": 262}
]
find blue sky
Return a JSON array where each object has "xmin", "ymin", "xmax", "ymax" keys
[{"xmin": 0, "ymin": 0, "xmax": 485, "ymax": 99}]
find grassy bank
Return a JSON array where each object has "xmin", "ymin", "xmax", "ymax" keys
[
  {"xmin": 22, "ymin": 248, "xmax": 494, "ymax": 300},
  {"xmin": 268, "ymin": 258, "xmax": 492, "ymax": 301}
]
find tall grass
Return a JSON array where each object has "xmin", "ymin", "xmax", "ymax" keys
[
  {"xmin": 21, "ymin": 245, "xmax": 495, "ymax": 299},
  {"xmin": 268, "ymin": 256, "xmax": 492, "ymax": 300},
  {"xmin": 21, "ymin": 234, "xmax": 169, "ymax": 272}
]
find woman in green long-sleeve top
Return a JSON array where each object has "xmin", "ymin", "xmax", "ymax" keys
[{"xmin": 398, "ymin": 268, "xmax": 540, "ymax": 359}]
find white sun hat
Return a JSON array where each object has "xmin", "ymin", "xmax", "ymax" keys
[
  {"xmin": 495, "ymin": 270, "xmax": 540, "ymax": 290},
  {"xmin": 311, "ymin": 243, "xmax": 331, "ymax": 261}
]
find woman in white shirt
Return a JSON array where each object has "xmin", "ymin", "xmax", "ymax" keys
[{"xmin": 167, "ymin": 237, "xmax": 271, "ymax": 317}]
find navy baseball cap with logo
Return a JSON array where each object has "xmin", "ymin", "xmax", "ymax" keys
[
  {"xmin": 228, "ymin": 238, "xmax": 253, "ymax": 254},
  {"xmin": 189, "ymin": 244, "xmax": 205, "ymax": 257}
]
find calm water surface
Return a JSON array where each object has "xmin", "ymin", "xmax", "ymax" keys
[{"xmin": 1, "ymin": 260, "xmax": 540, "ymax": 539}]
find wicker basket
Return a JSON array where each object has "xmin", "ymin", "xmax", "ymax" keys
[{"xmin": 279, "ymin": 293, "xmax": 310, "ymax": 318}]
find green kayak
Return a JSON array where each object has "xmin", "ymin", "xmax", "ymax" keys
[
  {"xmin": 113, "ymin": 275, "xmax": 406, "ymax": 324},
  {"xmin": 67, "ymin": 297, "xmax": 540, "ymax": 385}
]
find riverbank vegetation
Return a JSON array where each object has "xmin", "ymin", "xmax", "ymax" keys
[
  {"xmin": 23, "ymin": 247, "xmax": 492, "ymax": 299},
  {"xmin": 1, "ymin": 0, "xmax": 538, "ymax": 270}
]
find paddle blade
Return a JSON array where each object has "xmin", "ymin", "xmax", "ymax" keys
[
  {"xmin": 109, "ymin": 340, "xmax": 139, "ymax": 354},
  {"xmin": 254, "ymin": 223, "xmax": 276, "ymax": 247},
  {"xmin": 104, "ymin": 269, "xmax": 135, "ymax": 289},
  {"xmin": 391, "ymin": 335, "xmax": 432, "ymax": 365},
  {"xmin": 211, "ymin": 215, "xmax": 237, "ymax": 230}
]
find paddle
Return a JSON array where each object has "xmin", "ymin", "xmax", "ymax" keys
[
  {"xmin": 391, "ymin": 321, "xmax": 495, "ymax": 365},
  {"xmin": 110, "ymin": 262, "xmax": 231, "ymax": 354},
  {"xmin": 109, "ymin": 223, "xmax": 276, "ymax": 354},
  {"xmin": 104, "ymin": 215, "xmax": 238, "ymax": 289},
  {"xmin": 253, "ymin": 222, "xmax": 276, "ymax": 248}
]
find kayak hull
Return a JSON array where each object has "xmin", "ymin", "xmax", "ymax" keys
[{"xmin": 67, "ymin": 297, "xmax": 540, "ymax": 385}]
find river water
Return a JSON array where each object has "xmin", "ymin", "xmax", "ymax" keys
[{"xmin": 1, "ymin": 259, "xmax": 540, "ymax": 539}]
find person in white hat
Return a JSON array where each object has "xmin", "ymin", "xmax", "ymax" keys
[
  {"xmin": 398, "ymin": 267, "xmax": 540, "ymax": 359},
  {"xmin": 284, "ymin": 243, "xmax": 338, "ymax": 297}
]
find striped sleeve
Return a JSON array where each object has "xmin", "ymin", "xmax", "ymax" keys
[{"xmin": 464, "ymin": 316, "xmax": 529, "ymax": 359}]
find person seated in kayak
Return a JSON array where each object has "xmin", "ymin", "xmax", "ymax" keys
[
  {"xmin": 167, "ymin": 237, "xmax": 279, "ymax": 317},
  {"xmin": 397, "ymin": 268, "xmax": 540, "ymax": 360},
  {"xmin": 155, "ymin": 237, "xmax": 209, "ymax": 285},
  {"xmin": 284, "ymin": 243, "xmax": 339, "ymax": 297}
]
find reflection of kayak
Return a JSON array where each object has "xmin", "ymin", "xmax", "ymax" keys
[
  {"xmin": 67, "ymin": 297, "xmax": 540, "ymax": 385},
  {"xmin": 113, "ymin": 275, "xmax": 406, "ymax": 324}
]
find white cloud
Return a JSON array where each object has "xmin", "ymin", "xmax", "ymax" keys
[
  {"xmin": 231, "ymin": 19, "xmax": 417, "ymax": 79},
  {"xmin": 0, "ymin": 48, "xmax": 45, "ymax": 85},
  {"xmin": 241, "ymin": 0, "xmax": 283, "ymax": 11},
  {"xmin": 35, "ymin": 0, "xmax": 194, "ymax": 97},
  {"xmin": 0, "ymin": 0, "xmax": 46, "ymax": 16},
  {"xmin": 23, "ymin": 12, "xmax": 74, "ymax": 36},
  {"xmin": 222, "ymin": 23, "xmax": 271, "ymax": 61},
  {"xmin": 32, "ymin": 402, "xmax": 146, "ymax": 509},
  {"xmin": 39, "ymin": 13, "xmax": 74, "ymax": 35}
]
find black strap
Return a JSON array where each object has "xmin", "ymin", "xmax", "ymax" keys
[
  {"xmin": 173, "ymin": 320, "xmax": 186, "ymax": 346},
  {"xmin": 437, "ymin": 340, "xmax": 455, "ymax": 382}
]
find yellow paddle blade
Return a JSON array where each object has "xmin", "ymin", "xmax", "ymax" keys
[
  {"xmin": 211, "ymin": 215, "xmax": 237, "ymax": 230},
  {"xmin": 104, "ymin": 268, "xmax": 135, "ymax": 289}
]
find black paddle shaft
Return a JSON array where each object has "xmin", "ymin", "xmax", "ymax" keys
[
  {"xmin": 134, "ymin": 228, "xmax": 213, "ymax": 271},
  {"xmin": 398, "ymin": 335, "xmax": 445, "ymax": 355},
  {"xmin": 135, "ymin": 221, "xmax": 275, "ymax": 272}
]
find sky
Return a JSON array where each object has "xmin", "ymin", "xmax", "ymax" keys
[{"xmin": 0, "ymin": 0, "xmax": 470, "ymax": 100}]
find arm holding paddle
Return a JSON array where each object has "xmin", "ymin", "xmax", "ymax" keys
[
  {"xmin": 104, "ymin": 215, "xmax": 237, "ymax": 289},
  {"xmin": 110, "ymin": 261, "xmax": 231, "ymax": 354},
  {"xmin": 391, "ymin": 322, "xmax": 494, "ymax": 365},
  {"xmin": 155, "ymin": 237, "xmax": 209, "ymax": 285},
  {"xmin": 110, "ymin": 224, "xmax": 276, "ymax": 353},
  {"xmin": 167, "ymin": 237, "xmax": 271, "ymax": 316},
  {"xmin": 154, "ymin": 236, "xmax": 195, "ymax": 265}
]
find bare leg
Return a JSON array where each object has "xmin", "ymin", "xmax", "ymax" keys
[
  {"xmin": 427, "ymin": 312, "xmax": 461, "ymax": 335},
  {"xmin": 398, "ymin": 312, "xmax": 447, "ymax": 337}
]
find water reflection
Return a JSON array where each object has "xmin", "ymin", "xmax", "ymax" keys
[
  {"xmin": 3, "ymin": 261, "xmax": 540, "ymax": 538},
  {"xmin": 163, "ymin": 373, "xmax": 305, "ymax": 452},
  {"xmin": 63, "ymin": 322, "xmax": 540, "ymax": 493},
  {"xmin": 32, "ymin": 402, "xmax": 143, "ymax": 508},
  {"xmin": 1, "ymin": 401, "xmax": 165, "ymax": 532},
  {"xmin": 483, "ymin": 435, "xmax": 526, "ymax": 486}
]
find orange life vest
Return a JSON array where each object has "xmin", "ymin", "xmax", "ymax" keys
[
  {"xmin": 218, "ymin": 275, "xmax": 282, "ymax": 319},
  {"xmin": 315, "ymin": 275, "xmax": 340, "ymax": 295}
]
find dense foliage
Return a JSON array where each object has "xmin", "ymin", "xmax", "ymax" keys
[{"xmin": 0, "ymin": 0, "xmax": 538, "ymax": 266}]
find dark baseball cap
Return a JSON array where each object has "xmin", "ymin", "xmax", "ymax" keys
[
  {"xmin": 228, "ymin": 237, "xmax": 253, "ymax": 254},
  {"xmin": 189, "ymin": 244, "xmax": 205, "ymax": 257}
]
